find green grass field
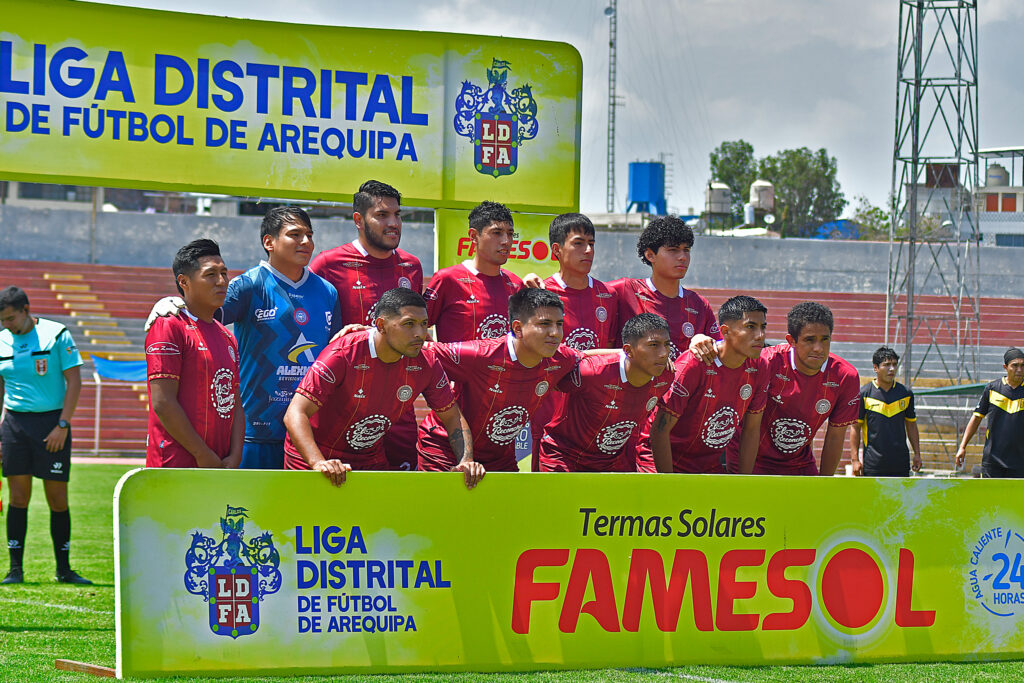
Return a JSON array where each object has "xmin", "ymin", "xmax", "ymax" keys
[{"xmin": 1, "ymin": 464, "xmax": 1023, "ymax": 682}]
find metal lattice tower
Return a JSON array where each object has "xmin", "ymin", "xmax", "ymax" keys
[
  {"xmin": 605, "ymin": 0, "xmax": 618, "ymax": 213},
  {"xmin": 886, "ymin": 0, "xmax": 981, "ymax": 386}
]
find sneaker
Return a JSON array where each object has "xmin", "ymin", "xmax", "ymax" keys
[
  {"xmin": 1, "ymin": 568, "xmax": 24, "ymax": 584},
  {"xmin": 55, "ymin": 569, "xmax": 92, "ymax": 585}
]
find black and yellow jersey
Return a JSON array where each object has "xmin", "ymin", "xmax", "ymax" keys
[
  {"xmin": 857, "ymin": 381, "xmax": 915, "ymax": 475},
  {"xmin": 974, "ymin": 379, "xmax": 1024, "ymax": 469}
]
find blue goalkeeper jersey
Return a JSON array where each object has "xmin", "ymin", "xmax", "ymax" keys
[{"xmin": 221, "ymin": 261, "xmax": 341, "ymax": 442}]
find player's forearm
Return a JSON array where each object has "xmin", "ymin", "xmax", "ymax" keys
[
  {"xmin": 906, "ymin": 421, "xmax": 921, "ymax": 455},
  {"xmin": 650, "ymin": 409, "xmax": 676, "ymax": 474},
  {"xmin": 228, "ymin": 400, "xmax": 245, "ymax": 460},
  {"xmin": 957, "ymin": 414, "xmax": 983, "ymax": 451},
  {"xmin": 849, "ymin": 426, "xmax": 861, "ymax": 463},
  {"xmin": 440, "ymin": 410, "xmax": 474, "ymax": 464},
  {"xmin": 283, "ymin": 403, "xmax": 326, "ymax": 466},
  {"xmin": 737, "ymin": 413, "xmax": 761, "ymax": 474},
  {"xmin": 60, "ymin": 367, "xmax": 82, "ymax": 422},
  {"xmin": 819, "ymin": 426, "xmax": 848, "ymax": 476}
]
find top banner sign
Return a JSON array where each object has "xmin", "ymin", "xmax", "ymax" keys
[{"xmin": 0, "ymin": 0, "xmax": 583, "ymax": 212}]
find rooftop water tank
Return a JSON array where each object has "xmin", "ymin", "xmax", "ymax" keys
[
  {"xmin": 705, "ymin": 182, "xmax": 732, "ymax": 215},
  {"xmin": 749, "ymin": 179, "xmax": 775, "ymax": 211},
  {"xmin": 987, "ymin": 163, "xmax": 1009, "ymax": 187},
  {"xmin": 626, "ymin": 162, "xmax": 667, "ymax": 215}
]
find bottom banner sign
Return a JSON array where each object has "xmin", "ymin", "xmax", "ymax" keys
[{"xmin": 114, "ymin": 469, "xmax": 1024, "ymax": 677}]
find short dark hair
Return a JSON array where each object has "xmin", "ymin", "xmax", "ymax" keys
[
  {"xmin": 0, "ymin": 286, "xmax": 29, "ymax": 312},
  {"xmin": 872, "ymin": 346, "xmax": 899, "ymax": 366},
  {"xmin": 508, "ymin": 287, "xmax": 563, "ymax": 324},
  {"xmin": 719, "ymin": 295, "xmax": 767, "ymax": 326},
  {"xmin": 622, "ymin": 313, "xmax": 669, "ymax": 345},
  {"xmin": 353, "ymin": 180, "xmax": 401, "ymax": 216},
  {"xmin": 172, "ymin": 239, "xmax": 222, "ymax": 295},
  {"xmin": 549, "ymin": 213, "xmax": 595, "ymax": 245},
  {"xmin": 637, "ymin": 216, "xmax": 693, "ymax": 266},
  {"xmin": 374, "ymin": 287, "xmax": 426, "ymax": 319},
  {"xmin": 787, "ymin": 301, "xmax": 834, "ymax": 339},
  {"xmin": 469, "ymin": 201, "xmax": 514, "ymax": 232},
  {"xmin": 260, "ymin": 206, "xmax": 311, "ymax": 254}
]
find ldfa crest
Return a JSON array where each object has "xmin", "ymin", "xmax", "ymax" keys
[
  {"xmin": 454, "ymin": 58, "xmax": 539, "ymax": 178},
  {"xmin": 183, "ymin": 505, "xmax": 282, "ymax": 639}
]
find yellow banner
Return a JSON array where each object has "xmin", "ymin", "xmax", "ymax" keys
[
  {"xmin": 434, "ymin": 208, "xmax": 560, "ymax": 277},
  {"xmin": 0, "ymin": 0, "xmax": 582, "ymax": 212},
  {"xmin": 115, "ymin": 469, "xmax": 1024, "ymax": 677}
]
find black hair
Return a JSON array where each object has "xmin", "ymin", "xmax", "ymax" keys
[
  {"xmin": 1004, "ymin": 347, "xmax": 1024, "ymax": 365},
  {"xmin": 637, "ymin": 216, "xmax": 693, "ymax": 266},
  {"xmin": 872, "ymin": 346, "xmax": 899, "ymax": 366},
  {"xmin": 787, "ymin": 301, "xmax": 834, "ymax": 339},
  {"xmin": 374, "ymin": 287, "xmax": 426, "ymax": 319},
  {"xmin": 260, "ymin": 207, "xmax": 312, "ymax": 254},
  {"xmin": 469, "ymin": 201, "xmax": 514, "ymax": 232},
  {"xmin": 508, "ymin": 287, "xmax": 563, "ymax": 324},
  {"xmin": 622, "ymin": 313, "xmax": 669, "ymax": 346},
  {"xmin": 353, "ymin": 180, "xmax": 401, "ymax": 216},
  {"xmin": 549, "ymin": 213, "xmax": 595, "ymax": 245},
  {"xmin": 172, "ymin": 239, "xmax": 222, "ymax": 296},
  {"xmin": 0, "ymin": 286, "xmax": 29, "ymax": 312},
  {"xmin": 719, "ymin": 295, "xmax": 767, "ymax": 326}
]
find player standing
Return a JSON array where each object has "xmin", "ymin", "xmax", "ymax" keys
[
  {"xmin": 645, "ymin": 296, "xmax": 769, "ymax": 474},
  {"xmin": 850, "ymin": 346, "xmax": 922, "ymax": 477},
  {"xmin": 284, "ymin": 288, "xmax": 482, "ymax": 488},
  {"xmin": 539, "ymin": 313, "xmax": 672, "ymax": 472},
  {"xmin": 955, "ymin": 347, "xmax": 1024, "ymax": 478},
  {"xmin": 145, "ymin": 240, "xmax": 244, "ymax": 469}
]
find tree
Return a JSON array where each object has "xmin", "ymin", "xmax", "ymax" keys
[
  {"xmin": 850, "ymin": 194, "xmax": 891, "ymax": 240},
  {"xmin": 756, "ymin": 147, "xmax": 846, "ymax": 237},
  {"xmin": 709, "ymin": 140, "xmax": 757, "ymax": 218}
]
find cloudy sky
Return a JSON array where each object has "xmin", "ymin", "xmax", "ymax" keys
[{"xmin": 96, "ymin": 0, "xmax": 1024, "ymax": 216}]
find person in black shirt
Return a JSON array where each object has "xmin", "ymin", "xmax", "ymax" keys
[
  {"xmin": 955, "ymin": 347, "xmax": 1024, "ymax": 478},
  {"xmin": 849, "ymin": 347, "xmax": 921, "ymax": 476}
]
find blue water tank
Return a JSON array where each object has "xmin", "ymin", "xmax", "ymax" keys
[{"xmin": 626, "ymin": 162, "xmax": 667, "ymax": 215}]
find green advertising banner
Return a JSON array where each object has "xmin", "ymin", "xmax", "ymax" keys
[
  {"xmin": 116, "ymin": 469, "xmax": 1024, "ymax": 678},
  {"xmin": 0, "ymin": 0, "xmax": 582, "ymax": 212},
  {"xmin": 434, "ymin": 208, "xmax": 560, "ymax": 278}
]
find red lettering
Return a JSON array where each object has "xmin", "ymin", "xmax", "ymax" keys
[
  {"xmin": 558, "ymin": 549, "xmax": 620, "ymax": 632},
  {"xmin": 531, "ymin": 241, "xmax": 550, "ymax": 261},
  {"xmin": 821, "ymin": 548, "xmax": 884, "ymax": 629},
  {"xmin": 511, "ymin": 549, "xmax": 568, "ymax": 634},
  {"xmin": 716, "ymin": 549, "xmax": 765, "ymax": 631},
  {"xmin": 763, "ymin": 549, "xmax": 815, "ymax": 630},
  {"xmin": 622, "ymin": 549, "xmax": 713, "ymax": 632},
  {"xmin": 456, "ymin": 237, "xmax": 473, "ymax": 256},
  {"xmin": 895, "ymin": 548, "xmax": 935, "ymax": 627}
]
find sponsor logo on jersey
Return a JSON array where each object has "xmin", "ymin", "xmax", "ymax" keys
[
  {"xmin": 477, "ymin": 314, "xmax": 509, "ymax": 339},
  {"xmin": 709, "ymin": 322, "xmax": 720, "ymax": 334},
  {"xmin": 815, "ymin": 399, "xmax": 832, "ymax": 415},
  {"xmin": 771, "ymin": 418, "xmax": 811, "ymax": 453},
  {"xmin": 342, "ymin": 261, "xmax": 363, "ymax": 268},
  {"xmin": 210, "ymin": 368, "xmax": 235, "ymax": 418},
  {"xmin": 287, "ymin": 334, "xmax": 318, "ymax": 363},
  {"xmin": 423, "ymin": 287, "xmax": 438, "ymax": 301},
  {"xmin": 486, "ymin": 405, "xmax": 529, "ymax": 445},
  {"xmin": 745, "ymin": 367, "xmax": 759, "ymax": 373},
  {"xmin": 704, "ymin": 387, "xmax": 716, "ymax": 399},
  {"xmin": 654, "ymin": 381, "xmax": 669, "ymax": 388},
  {"xmin": 706, "ymin": 368, "xmax": 718, "ymax": 375},
  {"xmin": 276, "ymin": 365, "xmax": 309, "ymax": 377},
  {"xmin": 346, "ymin": 415, "xmax": 392, "ymax": 449},
  {"xmin": 596, "ymin": 292, "xmax": 613, "ymax": 299},
  {"xmin": 293, "ymin": 308, "xmax": 309, "ymax": 325},
  {"xmin": 183, "ymin": 505, "xmax": 281, "ymax": 640},
  {"xmin": 147, "ymin": 341, "xmax": 181, "ymax": 356},
  {"xmin": 254, "ymin": 307, "xmax": 277, "ymax": 322},
  {"xmin": 776, "ymin": 373, "xmax": 791, "ymax": 381},
  {"xmin": 457, "ymin": 277, "xmax": 475, "ymax": 284},
  {"xmin": 353, "ymin": 388, "xmax": 366, "ymax": 399},
  {"xmin": 487, "ymin": 364, "xmax": 506, "ymax": 372},
  {"xmin": 545, "ymin": 364, "xmax": 562, "ymax": 372},
  {"xmin": 311, "ymin": 361, "xmax": 336, "ymax": 384},
  {"xmin": 824, "ymin": 381, "xmax": 840, "ymax": 388},
  {"xmin": 702, "ymin": 406, "xmax": 739, "ymax": 449},
  {"xmin": 325, "ymin": 312, "xmax": 333, "ymax": 328},
  {"xmin": 354, "ymin": 364, "xmax": 370, "ymax": 371},
  {"xmin": 849, "ymin": 397, "xmax": 860, "ymax": 405},
  {"xmin": 597, "ymin": 420, "xmax": 637, "ymax": 454},
  {"xmin": 228, "ymin": 346, "xmax": 236, "ymax": 363},
  {"xmin": 565, "ymin": 327, "xmax": 599, "ymax": 350},
  {"xmin": 351, "ymin": 280, "xmax": 368, "ymax": 291},
  {"xmin": 438, "ymin": 342, "xmax": 462, "ymax": 365},
  {"xmin": 603, "ymin": 384, "xmax": 622, "ymax": 391}
]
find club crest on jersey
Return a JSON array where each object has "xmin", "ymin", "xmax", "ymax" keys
[
  {"xmin": 397, "ymin": 385, "xmax": 414, "ymax": 402},
  {"xmin": 535, "ymin": 380, "xmax": 550, "ymax": 396},
  {"xmin": 34, "ymin": 357, "xmax": 47, "ymax": 375},
  {"xmin": 453, "ymin": 58, "xmax": 538, "ymax": 178},
  {"xmin": 293, "ymin": 308, "xmax": 309, "ymax": 325},
  {"xmin": 682, "ymin": 322, "xmax": 695, "ymax": 338},
  {"xmin": 815, "ymin": 399, "xmax": 832, "ymax": 415},
  {"xmin": 740, "ymin": 384, "xmax": 753, "ymax": 400},
  {"xmin": 646, "ymin": 397, "xmax": 659, "ymax": 412},
  {"xmin": 183, "ymin": 505, "xmax": 281, "ymax": 640},
  {"xmin": 595, "ymin": 307, "xmax": 608, "ymax": 323},
  {"xmin": 398, "ymin": 277, "xmax": 412, "ymax": 289}
]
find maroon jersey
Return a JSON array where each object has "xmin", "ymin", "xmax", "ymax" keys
[
  {"xmin": 418, "ymin": 336, "xmax": 581, "ymax": 472},
  {"xmin": 543, "ymin": 274, "xmax": 618, "ymax": 351},
  {"xmin": 608, "ymin": 278, "xmax": 718, "ymax": 361},
  {"xmin": 283, "ymin": 330, "xmax": 455, "ymax": 471},
  {"xmin": 540, "ymin": 352, "xmax": 672, "ymax": 472},
  {"xmin": 728, "ymin": 343, "xmax": 859, "ymax": 474},
  {"xmin": 309, "ymin": 239, "xmax": 423, "ymax": 324},
  {"xmin": 424, "ymin": 261, "xmax": 523, "ymax": 342},
  {"xmin": 145, "ymin": 312, "xmax": 239, "ymax": 468},
  {"xmin": 638, "ymin": 351, "xmax": 768, "ymax": 473}
]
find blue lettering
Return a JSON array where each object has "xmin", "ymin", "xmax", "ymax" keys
[
  {"xmin": 334, "ymin": 70, "xmax": 368, "ymax": 120},
  {"xmin": 0, "ymin": 41, "xmax": 29, "ymax": 94},
  {"xmin": 245, "ymin": 62, "xmax": 280, "ymax": 115},
  {"xmin": 212, "ymin": 60, "xmax": 243, "ymax": 112},
  {"xmin": 94, "ymin": 51, "xmax": 134, "ymax": 102},
  {"xmin": 5, "ymin": 101, "xmax": 30, "ymax": 132},
  {"xmin": 363, "ymin": 74, "xmax": 399, "ymax": 123},
  {"xmin": 282, "ymin": 66, "xmax": 317, "ymax": 117},
  {"xmin": 396, "ymin": 132, "xmax": 417, "ymax": 161},
  {"xmin": 50, "ymin": 46, "xmax": 92, "ymax": 98},
  {"xmin": 153, "ymin": 54, "xmax": 193, "ymax": 106},
  {"xmin": 400, "ymin": 75, "xmax": 428, "ymax": 125}
]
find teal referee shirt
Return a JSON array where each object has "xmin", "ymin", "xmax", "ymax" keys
[{"xmin": 0, "ymin": 318, "xmax": 83, "ymax": 412}]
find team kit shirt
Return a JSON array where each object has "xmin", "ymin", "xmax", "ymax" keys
[
  {"xmin": 0, "ymin": 318, "xmax": 83, "ymax": 412},
  {"xmin": 731, "ymin": 343, "xmax": 859, "ymax": 475},
  {"xmin": 608, "ymin": 278, "xmax": 718, "ymax": 360},
  {"xmin": 221, "ymin": 261, "xmax": 341, "ymax": 444},
  {"xmin": 418, "ymin": 335, "xmax": 582, "ymax": 472},
  {"xmin": 543, "ymin": 274, "xmax": 619, "ymax": 351},
  {"xmin": 424, "ymin": 261, "xmax": 523, "ymax": 342},
  {"xmin": 639, "ymin": 352, "xmax": 768, "ymax": 474},
  {"xmin": 145, "ymin": 311, "xmax": 240, "ymax": 468},
  {"xmin": 540, "ymin": 352, "xmax": 672, "ymax": 472},
  {"xmin": 309, "ymin": 240, "xmax": 423, "ymax": 324},
  {"xmin": 857, "ymin": 381, "xmax": 916, "ymax": 476},
  {"xmin": 972, "ymin": 379, "xmax": 1024, "ymax": 470},
  {"xmin": 283, "ymin": 330, "xmax": 455, "ymax": 471}
]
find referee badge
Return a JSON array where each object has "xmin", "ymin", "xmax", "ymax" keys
[
  {"xmin": 535, "ymin": 380, "xmax": 549, "ymax": 396},
  {"xmin": 740, "ymin": 384, "xmax": 753, "ymax": 400},
  {"xmin": 595, "ymin": 306, "xmax": 608, "ymax": 323},
  {"xmin": 397, "ymin": 385, "xmax": 414, "ymax": 402},
  {"xmin": 815, "ymin": 399, "xmax": 832, "ymax": 415},
  {"xmin": 35, "ymin": 358, "xmax": 47, "ymax": 375}
]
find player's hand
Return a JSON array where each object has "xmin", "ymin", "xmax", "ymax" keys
[
  {"xmin": 331, "ymin": 324, "xmax": 370, "ymax": 343},
  {"xmin": 955, "ymin": 447, "xmax": 966, "ymax": 469},
  {"xmin": 195, "ymin": 449, "xmax": 225, "ymax": 468},
  {"xmin": 912, "ymin": 454, "xmax": 922, "ymax": 472},
  {"xmin": 222, "ymin": 453, "xmax": 242, "ymax": 469},
  {"xmin": 851, "ymin": 459, "xmax": 863, "ymax": 476},
  {"xmin": 452, "ymin": 460, "xmax": 485, "ymax": 489},
  {"xmin": 314, "ymin": 459, "xmax": 351, "ymax": 487},
  {"xmin": 144, "ymin": 296, "xmax": 186, "ymax": 332},
  {"xmin": 688, "ymin": 334, "xmax": 717, "ymax": 365},
  {"xmin": 522, "ymin": 273, "xmax": 545, "ymax": 289},
  {"xmin": 44, "ymin": 424, "xmax": 68, "ymax": 453}
]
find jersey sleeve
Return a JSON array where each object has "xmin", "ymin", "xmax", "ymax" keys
[
  {"xmin": 56, "ymin": 328, "xmax": 83, "ymax": 371},
  {"xmin": 220, "ymin": 274, "xmax": 251, "ymax": 326},
  {"xmin": 145, "ymin": 317, "xmax": 184, "ymax": 381},
  {"xmin": 696, "ymin": 293, "xmax": 720, "ymax": 337},
  {"xmin": 556, "ymin": 355, "xmax": 592, "ymax": 394},
  {"xmin": 905, "ymin": 390, "xmax": 917, "ymax": 421},
  {"xmin": 295, "ymin": 344, "xmax": 347, "ymax": 408},
  {"xmin": 429, "ymin": 340, "xmax": 473, "ymax": 383},
  {"xmin": 857, "ymin": 384, "xmax": 867, "ymax": 423},
  {"xmin": 421, "ymin": 353, "xmax": 457, "ymax": 414},
  {"xmin": 828, "ymin": 364, "xmax": 861, "ymax": 427},
  {"xmin": 327, "ymin": 284, "xmax": 343, "ymax": 335},
  {"xmin": 552, "ymin": 345, "xmax": 584, "ymax": 383},
  {"xmin": 748, "ymin": 362, "xmax": 769, "ymax": 414},
  {"xmin": 974, "ymin": 385, "xmax": 991, "ymax": 417},
  {"xmin": 659, "ymin": 358, "xmax": 701, "ymax": 418},
  {"xmin": 424, "ymin": 271, "xmax": 446, "ymax": 327}
]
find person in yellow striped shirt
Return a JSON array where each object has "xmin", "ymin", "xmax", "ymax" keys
[
  {"xmin": 849, "ymin": 347, "xmax": 921, "ymax": 476},
  {"xmin": 956, "ymin": 347, "xmax": 1024, "ymax": 477}
]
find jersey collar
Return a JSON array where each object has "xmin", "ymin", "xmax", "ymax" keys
[
  {"xmin": 462, "ymin": 260, "xmax": 480, "ymax": 276},
  {"xmin": 350, "ymin": 239, "xmax": 369, "ymax": 257},
  {"xmin": 368, "ymin": 330, "xmax": 379, "ymax": 359},
  {"xmin": 644, "ymin": 277, "xmax": 684, "ymax": 298},
  {"xmin": 618, "ymin": 350, "xmax": 628, "ymax": 382},
  {"xmin": 506, "ymin": 332, "xmax": 518, "ymax": 361},
  {"xmin": 790, "ymin": 347, "xmax": 828, "ymax": 373},
  {"xmin": 259, "ymin": 260, "xmax": 309, "ymax": 289},
  {"xmin": 182, "ymin": 309, "xmax": 198, "ymax": 321},
  {"xmin": 553, "ymin": 273, "xmax": 593, "ymax": 290}
]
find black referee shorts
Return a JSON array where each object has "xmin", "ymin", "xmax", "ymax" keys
[{"xmin": 0, "ymin": 409, "xmax": 71, "ymax": 482}]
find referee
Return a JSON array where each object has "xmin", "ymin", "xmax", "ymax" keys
[{"xmin": 0, "ymin": 286, "xmax": 91, "ymax": 584}]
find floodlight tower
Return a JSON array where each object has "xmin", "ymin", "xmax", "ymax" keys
[
  {"xmin": 887, "ymin": 0, "xmax": 980, "ymax": 386},
  {"xmin": 605, "ymin": 1, "xmax": 618, "ymax": 213}
]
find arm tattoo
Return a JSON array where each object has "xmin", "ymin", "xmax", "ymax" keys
[
  {"xmin": 448, "ymin": 428, "xmax": 469, "ymax": 460},
  {"xmin": 654, "ymin": 409, "xmax": 670, "ymax": 432}
]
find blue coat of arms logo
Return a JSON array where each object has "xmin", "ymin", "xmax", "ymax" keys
[
  {"xmin": 184, "ymin": 505, "xmax": 282, "ymax": 639},
  {"xmin": 454, "ymin": 58, "xmax": 539, "ymax": 178}
]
